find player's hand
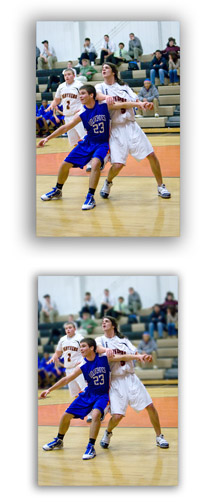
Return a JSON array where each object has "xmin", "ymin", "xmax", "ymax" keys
[
  {"xmin": 105, "ymin": 96, "xmax": 114, "ymax": 105},
  {"xmin": 143, "ymin": 101, "xmax": 154, "ymax": 110},
  {"xmin": 39, "ymin": 390, "xmax": 50, "ymax": 399},
  {"xmin": 37, "ymin": 138, "xmax": 49, "ymax": 148},
  {"xmin": 106, "ymin": 349, "xmax": 114, "ymax": 358},
  {"xmin": 55, "ymin": 117, "xmax": 60, "ymax": 123},
  {"xmin": 45, "ymin": 105, "xmax": 53, "ymax": 112},
  {"xmin": 142, "ymin": 353, "xmax": 153, "ymax": 363}
]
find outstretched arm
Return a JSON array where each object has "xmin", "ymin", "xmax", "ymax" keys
[
  {"xmin": 109, "ymin": 100, "xmax": 153, "ymax": 111},
  {"xmin": 109, "ymin": 353, "xmax": 147, "ymax": 363},
  {"xmin": 45, "ymin": 97, "xmax": 61, "ymax": 112},
  {"xmin": 46, "ymin": 350, "xmax": 62, "ymax": 364},
  {"xmin": 39, "ymin": 365, "xmax": 82, "ymax": 398},
  {"xmin": 37, "ymin": 113, "xmax": 81, "ymax": 147}
]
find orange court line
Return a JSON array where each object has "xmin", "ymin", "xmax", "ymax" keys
[
  {"xmin": 38, "ymin": 397, "xmax": 178, "ymax": 428},
  {"xmin": 36, "ymin": 145, "xmax": 180, "ymax": 178}
]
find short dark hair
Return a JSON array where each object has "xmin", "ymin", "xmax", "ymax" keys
[
  {"xmin": 130, "ymin": 32, "xmax": 134, "ymax": 36},
  {"xmin": 85, "ymin": 37, "xmax": 90, "ymax": 41},
  {"xmin": 80, "ymin": 85, "xmax": 96, "ymax": 99},
  {"xmin": 104, "ymin": 34, "xmax": 109, "ymax": 38},
  {"xmin": 119, "ymin": 42, "xmax": 124, "ymax": 47},
  {"xmin": 81, "ymin": 337, "xmax": 96, "ymax": 352}
]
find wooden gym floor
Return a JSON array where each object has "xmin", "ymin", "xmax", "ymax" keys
[
  {"xmin": 38, "ymin": 386, "xmax": 178, "ymax": 486},
  {"xmin": 36, "ymin": 134, "xmax": 180, "ymax": 237}
]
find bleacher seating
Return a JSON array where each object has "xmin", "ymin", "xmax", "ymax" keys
[{"xmin": 36, "ymin": 54, "xmax": 180, "ymax": 132}]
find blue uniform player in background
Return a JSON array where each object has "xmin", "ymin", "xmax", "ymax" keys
[
  {"xmin": 38, "ymin": 84, "xmax": 145, "ymax": 210},
  {"xmin": 40, "ymin": 337, "xmax": 145, "ymax": 459}
]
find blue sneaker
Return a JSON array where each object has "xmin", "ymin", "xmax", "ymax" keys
[
  {"xmin": 82, "ymin": 443, "xmax": 96, "ymax": 460},
  {"xmin": 41, "ymin": 187, "xmax": 62, "ymax": 201},
  {"xmin": 43, "ymin": 437, "xmax": 63, "ymax": 451},
  {"xmin": 82, "ymin": 193, "xmax": 96, "ymax": 210}
]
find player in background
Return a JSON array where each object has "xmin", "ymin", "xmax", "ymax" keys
[
  {"xmin": 40, "ymin": 337, "xmax": 145, "ymax": 459},
  {"xmin": 46, "ymin": 322, "xmax": 87, "ymax": 399},
  {"xmin": 44, "ymin": 68, "xmax": 86, "ymax": 147},
  {"xmin": 38, "ymin": 85, "xmax": 147, "ymax": 210},
  {"xmin": 95, "ymin": 63, "xmax": 171, "ymax": 200},
  {"xmin": 96, "ymin": 316, "xmax": 169, "ymax": 449}
]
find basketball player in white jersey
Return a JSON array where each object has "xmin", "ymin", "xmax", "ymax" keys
[
  {"xmin": 95, "ymin": 63, "xmax": 171, "ymax": 199},
  {"xmin": 96, "ymin": 316, "xmax": 169, "ymax": 449},
  {"xmin": 46, "ymin": 322, "xmax": 87, "ymax": 398},
  {"xmin": 45, "ymin": 68, "xmax": 86, "ymax": 147}
]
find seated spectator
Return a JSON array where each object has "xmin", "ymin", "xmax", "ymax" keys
[
  {"xmin": 52, "ymin": 104, "xmax": 65, "ymax": 128},
  {"xmin": 100, "ymin": 34, "xmax": 116, "ymax": 65},
  {"xmin": 106, "ymin": 42, "xmax": 130, "ymax": 65},
  {"xmin": 45, "ymin": 61, "xmax": 77, "ymax": 92},
  {"xmin": 128, "ymin": 287, "xmax": 142, "ymax": 314},
  {"xmin": 79, "ymin": 38, "xmax": 97, "ymax": 66},
  {"xmin": 76, "ymin": 56, "xmax": 98, "ymax": 82},
  {"xmin": 150, "ymin": 50, "xmax": 168, "ymax": 85},
  {"xmin": 36, "ymin": 102, "xmax": 49, "ymax": 137},
  {"xmin": 40, "ymin": 294, "xmax": 58, "ymax": 323},
  {"xmin": 111, "ymin": 296, "xmax": 130, "ymax": 319},
  {"xmin": 80, "ymin": 309, "xmax": 98, "ymax": 334},
  {"xmin": 167, "ymin": 307, "xmax": 178, "ymax": 336},
  {"xmin": 138, "ymin": 79, "xmax": 160, "ymax": 117},
  {"xmin": 80, "ymin": 292, "xmax": 97, "ymax": 317},
  {"xmin": 100, "ymin": 288, "xmax": 115, "ymax": 318},
  {"xmin": 38, "ymin": 40, "xmax": 57, "ymax": 70},
  {"xmin": 161, "ymin": 292, "xmax": 178, "ymax": 312},
  {"xmin": 128, "ymin": 32, "xmax": 143, "ymax": 61},
  {"xmin": 161, "ymin": 37, "xmax": 180, "ymax": 60},
  {"xmin": 38, "ymin": 352, "xmax": 65, "ymax": 388},
  {"xmin": 38, "ymin": 299, "xmax": 42, "ymax": 323},
  {"xmin": 137, "ymin": 331, "xmax": 157, "ymax": 367},
  {"xmin": 148, "ymin": 304, "xmax": 166, "ymax": 339},
  {"xmin": 168, "ymin": 52, "xmax": 180, "ymax": 85},
  {"xmin": 36, "ymin": 46, "xmax": 40, "ymax": 69}
]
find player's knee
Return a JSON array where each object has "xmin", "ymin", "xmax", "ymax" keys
[
  {"xmin": 112, "ymin": 414, "xmax": 124, "ymax": 422},
  {"xmin": 112, "ymin": 163, "xmax": 124, "ymax": 171},
  {"xmin": 92, "ymin": 409, "xmax": 102, "ymax": 421}
]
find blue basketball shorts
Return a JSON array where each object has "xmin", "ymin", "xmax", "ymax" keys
[
  {"xmin": 65, "ymin": 388, "xmax": 109, "ymax": 419},
  {"xmin": 64, "ymin": 137, "xmax": 109, "ymax": 168}
]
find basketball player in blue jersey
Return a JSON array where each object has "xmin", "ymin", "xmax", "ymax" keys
[
  {"xmin": 39, "ymin": 337, "xmax": 145, "ymax": 459},
  {"xmin": 38, "ymin": 85, "xmax": 147, "ymax": 210}
]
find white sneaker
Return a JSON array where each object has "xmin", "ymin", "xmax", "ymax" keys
[
  {"xmin": 100, "ymin": 430, "xmax": 113, "ymax": 448},
  {"xmin": 156, "ymin": 434, "xmax": 169, "ymax": 448},
  {"xmin": 158, "ymin": 184, "xmax": 171, "ymax": 199},
  {"xmin": 154, "ymin": 113, "xmax": 159, "ymax": 117},
  {"xmin": 100, "ymin": 179, "xmax": 113, "ymax": 199},
  {"xmin": 86, "ymin": 414, "xmax": 92, "ymax": 423}
]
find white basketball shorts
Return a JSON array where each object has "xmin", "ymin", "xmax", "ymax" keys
[
  {"xmin": 64, "ymin": 116, "xmax": 86, "ymax": 146},
  {"xmin": 109, "ymin": 373, "xmax": 152, "ymax": 416},
  {"xmin": 109, "ymin": 120, "xmax": 154, "ymax": 165},
  {"xmin": 66, "ymin": 368, "xmax": 87, "ymax": 398}
]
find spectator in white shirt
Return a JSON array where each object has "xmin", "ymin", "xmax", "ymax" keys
[
  {"xmin": 38, "ymin": 40, "xmax": 57, "ymax": 70},
  {"xmin": 100, "ymin": 289, "xmax": 115, "ymax": 318},
  {"xmin": 100, "ymin": 34, "xmax": 116, "ymax": 64},
  {"xmin": 80, "ymin": 292, "xmax": 97, "ymax": 318},
  {"xmin": 40, "ymin": 294, "xmax": 58, "ymax": 323},
  {"xmin": 79, "ymin": 38, "xmax": 97, "ymax": 65}
]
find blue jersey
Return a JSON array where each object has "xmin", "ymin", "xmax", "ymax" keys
[
  {"xmin": 80, "ymin": 353, "xmax": 110, "ymax": 395},
  {"xmin": 65, "ymin": 353, "xmax": 110, "ymax": 419},
  {"xmin": 79, "ymin": 101, "xmax": 110, "ymax": 144}
]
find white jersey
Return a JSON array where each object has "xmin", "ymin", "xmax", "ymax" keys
[
  {"xmin": 55, "ymin": 80, "xmax": 83, "ymax": 117},
  {"xmin": 56, "ymin": 333, "xmax": 83, "ymax": 369},
  {"xmin": 95, "ymin": 81, "xmax": 137, "ymax": 125},
  {"xmin": 96, "ymin": 335, "xmax": 137, "ymax": 377}
]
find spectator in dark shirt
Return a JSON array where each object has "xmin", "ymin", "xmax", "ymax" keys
[
  {"xmin": 161, "ymin": 37, "xmax": 180, "ymax": 60},
  {"xmin": 150, "ymin": 50, "xmax": 168, "ymax": 85},
  {"xmin": 161, "ymin": 292, "xmax": 178, "ymax": 313},
  {"xmin": 148, "ymin": 304, "xmax": 166, "ymax": 339}
]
